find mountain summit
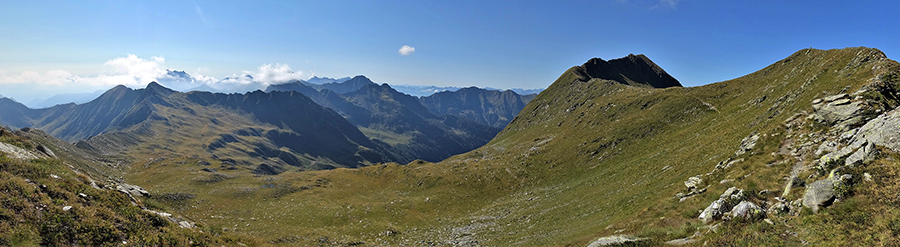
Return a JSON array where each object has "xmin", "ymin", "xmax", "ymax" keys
[{"xmin": 574, "ymin": 54, "xmax": 681, "ymax": 88}]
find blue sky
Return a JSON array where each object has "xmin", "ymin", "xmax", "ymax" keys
[{"xmin": 1, "ymin": 1, "xmax": 898, "ymax": 103}]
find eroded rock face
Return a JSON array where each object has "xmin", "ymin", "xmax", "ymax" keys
[
  {"xmin": 810, "ymin": 94, "xmax": 872, "ymax": 129},
  {"xmin": 851, "ymin": 108, "xmax": 900, "ymax": 152}
]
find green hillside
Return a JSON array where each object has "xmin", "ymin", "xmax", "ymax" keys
[
  {"xmin": 4, "ymin": 47, "xmax": 899, "ymax": 246},
  {"xmin": 0, "ymin": 127, "xmax": 252, "ymax": 246}
]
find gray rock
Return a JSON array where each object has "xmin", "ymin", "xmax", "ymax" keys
[
  {"xmin": 699, "ymin": 187, "xmax": 746, "ymax": 223},
  {"xmin": 816, "ymin": 146, "xmax": 855, "ymax": 171},
  {"xmin": 35, "ymin": 144, "xmax": 56, "ymax": 158},
  {"xmin": 815, "ymin": 140, "xmax": 839, "ymax": 156},
  {"xmin": 684, "ymin": 176, "xmax": 703, "ymax": 190},
  {"xmin": 201, "ymin": 168, "xmax": 218, "ymax": 173},
  {"xmin": 823, "ymin": 94, "xmax": 850, "ymax": 102},
  {"xmin": 716, "ymin": 158, "xmax": 744, "ymax": 170},
  {"xmin": 802, "ymin": 177, "xmax": 841, "ymax": 213},
  {"xmin": 728, "ymin": 201, "xmax": 765, "ymax": 220},
  {"xmin": 720, "ymin": 187, "xmax": 747, "ymax": 205},
  {"xmin": 771, "ymin": 202, "xmax": 790, "ymax": 215},
  {"xmin": 735, "ymin": 134, "xmax": 760, "ymax": 156},
  {"xmin": 851, "ymin": 108, "xmax": 900, "ymax": 152},
  {"xmin": 116, "ymin": 183, "xmax": 151, "ymax": 197},
  {"xmin": 845, "ymin": 141, "xmax": 877, "ymax": 166},
  {"xmin": 699, "ymin": 199, "xmax": 726, "ymax": 224},
  {"xmin": 587, "ymin": 235, "xmax": 650, "ymax": 247},
  {"xmin": 665, "ymin": 232, "xmax": 700, "ymax": 245},
  {"xmin": 811, "ymin": 94, "xmax": 870, "ymax": 128}
]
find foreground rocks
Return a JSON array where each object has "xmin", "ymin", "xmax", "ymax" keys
[
  {"xmin": 698, "ymin": 187, "xmax": 759, "ymax": 224},
  {"xmin": 587, "ymin": 235, "xmax": 650, "ymax": 247},
  {"xmin": 802, "ymin": 174, "xmax": 853, "ymax": 213}
]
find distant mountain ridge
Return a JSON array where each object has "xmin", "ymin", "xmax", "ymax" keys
[
  {"xmin": 0, "ymin": 82, "xmax": 395, "ymax": 170},
  {"xmin": 419, "ymin": 87, "xmax": 534, "ymax": 128},
  {"xmin": 26, "ymin": 89, "xmax": 106, "ymax": 109},
  {"xmin": 267, "ymin": 78, "xmax": 502, "ymax": 162}
]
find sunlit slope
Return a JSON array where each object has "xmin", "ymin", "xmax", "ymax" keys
[{"xmin": 123, "ymin": 47, "xmax": 899, "ymax": 246}]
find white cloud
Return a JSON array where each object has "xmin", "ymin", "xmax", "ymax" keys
[
  {"xmin": 399, "ymin": 45, "xmax": 415, "ymax": 56},
  {"xmin": 0, "ymin": 54, "xmax": 310, "ymax": 97},
  {"xmin": 254, "ymin": 63, "xmax": 304, "ymax": 84},
  {"xmin": 0, "ymin": 70, "xmax": 76, "ymax": 85}
]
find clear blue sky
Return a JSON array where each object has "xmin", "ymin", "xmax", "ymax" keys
[{"xmin": 1, "ymin": 0, "xmax": 899, "ymax": 102}]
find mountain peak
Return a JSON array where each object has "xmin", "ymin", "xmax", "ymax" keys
[
  {"xmin": 576, "ymin": 54, "xmax": 681, "ymax": 88},
  {"xmin": 145, "ymin": 81, "xmax": 176, "ymax": 96}
]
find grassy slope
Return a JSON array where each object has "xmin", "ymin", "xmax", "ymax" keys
[
  {"xmin": 0, "ymin": 128, "xmax": 250, "ymax": 246},
  {"xmin": 121, "ymin": 47, "xmax": 899, "ymax": 246}
]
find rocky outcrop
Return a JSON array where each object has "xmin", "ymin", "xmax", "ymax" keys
[
  {"xmin": 735, "ymin": 134, "xmax": 760, "ymax": 156},
  {"xmin": 675, "ymin": 176, "xmax": 707, "ymax": 201},
  {"xmin": 0, "ymin": 141, "xmax": 40, "ymax": 160},
  {"xmin": 850, "ymin": 108, "xmax": 900, "ymax": 152},
  {"xmin": 587, "ymin": 235, "xmax": 650, "ymax": 247},
  {"xmin": 699, "ymin": 187, "xmax": 748, "ymax": 223},
  {"xmin": 116, "ymin": 183, "xmax": 151, "ymax": 198},
  {"xmin": 809, "ymin": 94, "xmax": 873, "ymax": 129}
]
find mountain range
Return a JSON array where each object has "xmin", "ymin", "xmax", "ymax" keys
[
  {"xmin": 265, "ymin": 75, "xmax": 534, "ymax": 162},
  {"xmin": 0, "ymin": 74, "xmax": 536, "ymax": 170},
  {"xmin": 0, "ymin": 82, "xmax": 396, "ymax": 171},
  {"xmin": 2, "ymin": 47, "xmax": 900, "ymax": 246}
]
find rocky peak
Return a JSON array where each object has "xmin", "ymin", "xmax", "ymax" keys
[
  {"xmin": 576, "ymin": 54, "xmax": 681, "ymax": 88},
  {"xmin": 145, "ymin": 81, "xmax": 176, "ymax": 96}
]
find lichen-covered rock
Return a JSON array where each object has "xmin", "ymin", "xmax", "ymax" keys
[
  {"xmin": 802, "ymin": 175, "xmax": 853, "ymax": 213},
  {"xmin": 699, "ymin": 187, "xmax": 747, "ymax": 223},
  {"xmin": 845, "ymin": 141, "xmax": 877, "ymax": 166},
  {"xmin": 770, "ymin": 201, "xmax": 790, "ymax": 215},
  {"xmin": 699, "ymin": 200, "xmax": 726, "ymax": 224},
  {"xmin": 728, "ymin": 201, "xmax": 766, "ymax": 220}
]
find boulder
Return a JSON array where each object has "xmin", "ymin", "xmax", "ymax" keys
[
  {"xmin": 684, "ymin": 176, "xmax": 703, "ymax": 190},
  {"xmin": 802, "ymin": 175, "xmax": 852, "ymax": 213},
  {"xmin": 735, "ymin": 134, "xmax": 760, "ymax": 156},
  {"xmin": 728, "ymin": 201, "xmax": 765, "ymax": 220},
  {"xmin": 35, "ymin": 144, "xmax": 57, "ymax": 158},
  {"xmin": 587, "ymin": 235, "xmax": 650, "ymax": 247}
]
